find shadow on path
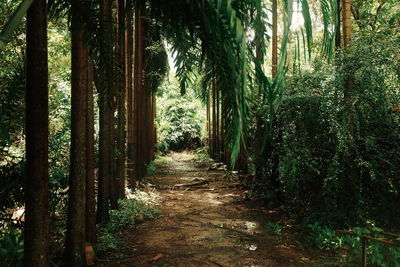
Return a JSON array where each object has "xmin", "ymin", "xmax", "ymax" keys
[{"xmin": 111, "ymin": 152, "xmax": 316, "ymax": 267}]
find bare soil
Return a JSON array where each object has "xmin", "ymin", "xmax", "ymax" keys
[{"xmin": 109, "ymin": 152, "xmax": 327, "ymax": 267}]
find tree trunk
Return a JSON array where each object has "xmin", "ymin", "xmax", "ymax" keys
[
  {"xmin": 126, "ymin": 0, "xmax": 134, "ymax": 187},
  {"xmin": 109, "ymin": 101, "xmax": 117, "ymax": 209},
  {"xmin": 216, "ymin": 88, "xmax": 220, "ymax": 161},
  {"xmin": 151, "ymin": 91, "xmax": 157, "ymax": 160},
  {"xmin": 335, "ymin": 0, "xmax": 341, "ymax": 49},
  {"xmin": 342, "ymin": 0, "xmax": 352, "ymax": 48},
  {"xmin": 64, "ymin": 4, "xmax": 87, "ymax": 264},
  {"xmin": 342, "ymin": 0, "xmax": 355, "ymax": 137},
  {"xmin": 116, "ymin": 0, "xmax": 126, "ymax": 200},
  {"xmin": 144, "ymin": 84, "xmax": 151, "ymax": 165},
  {"xmin": 97, "ymin": 0, "xmax": 113, "ymax": 224},
  {"xmin": 206, "ymin": 92, "xmax": 211, "ymax": 156},
  {"xmin": 134, "ymin": 8, "xmax": 146, "ymax": 180},
  {"xmin": 85, "ymin": 56, "xmax": 96, "ymax": 244},
  {"xmin": 24, "ymin": 0, "xmax": 49, "ymax": 265},
  {"xmin": 254, "ymin": 26, "xmax": 264, "ymax": 180},
  {"xmin": 272, "ymin": 0, "xmax": 278, "ymax": 77},
  {"xmin": 220, "ymin": 92, "xmax": 225, "ymax": 163},
  {"xmin": 212, "ymin": 84, "xmax": 217, "ymax": 159}
]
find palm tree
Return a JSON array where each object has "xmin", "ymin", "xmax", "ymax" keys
[
  {"xmin": 342, "ymin": 0, "xmax": 355, "ymax": 137},
  {"xmin": 85, "ymin": 57, "xmax": 96, "ymax": 243},
  {"xmin": 126, "ymin": 0, "xmax": 135, "ymax": 187},
  {"xmin": 64, "ymin": 0, "xmax": 88, "ymax": 264},
  {"xmin": 116, "ymin": 0, "xmax": 126, "ymax": 199},
  {"xmin": 272, "ymin": 0, "xmax": 278, "ymax": 77},
  {"xmin": 97, "ymin": 0, "xmax": 113, "ymax": 223},
  {"xmin": 24, "ymin": 0, "xmax": 49, "ymax": 265},
  {"xmin": 133, "ymin": 7, "xmax": 146, "ymax": 180}
]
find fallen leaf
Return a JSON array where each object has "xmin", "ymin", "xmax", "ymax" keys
[{"xmin": 149, "ymin": 253, "xmax": 163, "ymax": 262}]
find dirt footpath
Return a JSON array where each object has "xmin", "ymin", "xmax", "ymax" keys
[{"xmin": 115, "ymin": 152, "xmax": 318, "ymax": 267}]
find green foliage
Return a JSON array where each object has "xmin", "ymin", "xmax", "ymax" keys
[
  {"xmin": 263, "ymin": 221, "xmax": 282, "ymax": 235},
  {"xmin": 306, "ymin": 222, "xmax": 343, "ymax": 250},
  {"xmin": 0, "ymin": 225, "xmax": 23, "ymax": 267},
  {"xmin": 144, "ymin": 23, "xmax": 169, "ymax": 93},
  {"xmin": 0, "ymin": 20, "xmax": 72, "ymax": 213},
  {"xmin": 157, "ymin": 79, "xmax": 205, "ymax": 152},
  {"xmin": 147, "ymin": 161, "xmax": 158, "ymax": 176},
  {"xmin": 250, "ymin": 30, "xmax": 400, "ymax": 226},
  {"xmin": 0, "ymin": 4, "xmax": 26, "ymax": 211},
  {"xmin": 195, "ymin": 146, "xmax": 211, "ymax": 161},
  {"xmin": 306, "ymin": 222, "xmax": 400, "ymax": 266},
  {"xmin": 343, "ymin": 226, "xmax": 400, "ymax": 267},
  {"xmin": 96, "ymin": 199, "xmax": 160, "ymax": 255},
  {"xmin": 0, "ymin": 161, "xmax": 24, "ymax": 212}
]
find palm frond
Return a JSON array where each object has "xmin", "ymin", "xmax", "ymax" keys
[{"xmin": 0, "ymin": 0, "xmax": 35, "ymax": 50}]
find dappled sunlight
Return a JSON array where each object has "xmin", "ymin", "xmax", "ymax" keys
[{"xmin": 115, "ymin": 151, "xmax": 321, "ymax": 266}]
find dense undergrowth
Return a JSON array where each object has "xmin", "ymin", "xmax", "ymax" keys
[
  {"xmin": 245, "ymin": 30, "xmax": 400, "ymax": 266},
  {"xmin": 0, "ymin": 191, "xmax": 160, "ymax": 266},
  {"xmin": 96, "ymin": 196, "xmax": 161, "ymax": 258},
  {"xmin": 156, "ymin": 78, "xmax": 206, "ymax": 153}
]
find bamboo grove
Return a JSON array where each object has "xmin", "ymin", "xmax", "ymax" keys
[{"xmin": 1, "ymin": 0, "xmax": 399, "ymax": 266}]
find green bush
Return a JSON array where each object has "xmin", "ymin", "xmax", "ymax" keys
[
  {"xmin": 157, "ymin": 79, "xmax": 205, "ymax": 152},
  {"xmin": 306, "ymin": 222, "xmax": 343, "ymax": 251},
  {"xmin": 0, "ymin": 226, "xmax": 23, "ymax": 267},
  {"xmin": 96, "ymin": 198, "xmax": 160, "ymax": 255},
  {"xmin": 307, "ymin": 223, "xmax": 400, "ymax": 266},
  {"xmin": 263, "ymin": 221, "xmax": 282, "ymax": 235},
  {"xmin": 251, "ymin": 31, "xmax": 400, "ymax": 226}
]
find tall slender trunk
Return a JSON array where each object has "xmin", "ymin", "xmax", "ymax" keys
[
  {"xmin": 212, "ymin": 84, "xmax": 217, "ymax": 159},
  {"xmin": 335, "ymin": 0, "xmax": 341, "ymax": 49},
  {"xmin": 342, "ymin": 0, "xmax": 352, "ymax": 48},
  {"xmin": 109, "ymin": 102, "xmax": 117, "ymax": 209},
  {"xmin": 206, "ymin": 92, "xmax": 211, "ymax": 156},
  {"xmin": 126, "ymin": 0, "xmax": 134, "ymax": 187},
  {"xmin": 255, "ymin": 29, "xmax": 264, "ymax": 179},
  {"xmin": 144, "ymin": 85, "xmax": 151, "ymax": 165},
  {"xmin": 116, "ymin": 0, "xmax": 126, "ymax": 200},
  {"xmin": 97, "ymin": 0, "xmax": 113, "ymax": 223},
  {"xmin": 24, "ymin": 0, "xmax": 49, "ymax": 265},
  {"xmin": 151, "ymin": 92, "xmax": 157, "ymax": 160},
  {"xmin": 64, "ymin": 4, "xmax": 87, "ymax": 264},
  {"xmin": 216, "ymin": 88, "xmax": 220, "ymax": 161},
  {"xmin": 272, "ymin": 0, "xmax": 278, "ymax": 77},
  {"xmin": 110, "ymin": 15, "xmax": 118, "ymax": 208},
  {"xmin": 220, "ymin": 92, "xmax": 225, "ymax": 163},
  {"xmin": 85, "ymin": 56, "xmax": 96, "ymax": 244},
  {"xmin": 134, "ymin": 8, "xmax": 146, "ymax": 180},
  {"xmin": 342, "ymin": 0, "xmax": 354, "ymax": 137}
]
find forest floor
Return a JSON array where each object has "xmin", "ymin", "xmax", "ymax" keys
[{"xmin": 108, "ymin": 151, "xmax": 334, "ymax": 267}]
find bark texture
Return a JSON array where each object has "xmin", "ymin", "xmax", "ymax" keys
[
  {"xmin": 126, "ymin": 0, "xmax": 134, "ymax": 187},
  {"xmin": 116, "ymin": 0, "xmax": 126, "ymax": 200},
  {"xmin": 272, "ymin": 0, "xmax": 278, "ymax": 78},
  {"xmin": 24, "ymin": 0, "xmax": 49, "ymax": 265},
  {"xmin": 97, "ymin": 0, "xmax": 113, "ymax": 223},
  {"xmin": 64, "ymin": 8, "xmax": 87, "ymax": 265},
  {"xmin": 85, "ymin": 57, "xmax": 96, "ymax": 243},
  {"xmin": 133, "ymin": 8, "xmax": 146, "ymax": 180}
]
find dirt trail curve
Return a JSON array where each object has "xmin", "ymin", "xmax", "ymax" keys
[{"xmin": 114, "ymin": 152, "xmax": 316, "ymax": 267}]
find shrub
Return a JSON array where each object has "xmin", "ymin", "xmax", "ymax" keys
[
  {"xmin": 0, "ymin": 225, "xmax": 23, "ymax": 267},
  {"xmin": 96, "ymin": 198, "xmax": 160, "ymax": 255},
  {"xmin": 157, "ymin": 79, "xmax": 205, "ymax": 152}
]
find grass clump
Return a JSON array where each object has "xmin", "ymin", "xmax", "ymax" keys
[{"xmin": 96, "ymin": 196, "xmax": 161, "ymax": 256}]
